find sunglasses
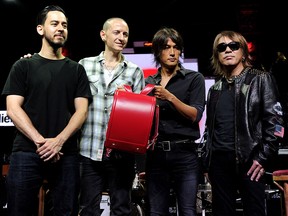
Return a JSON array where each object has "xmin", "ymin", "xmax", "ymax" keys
[{"xmin": 217, "ymin": 42, "xmax": 240, "ymax": 53}]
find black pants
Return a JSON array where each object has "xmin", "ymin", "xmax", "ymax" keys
[
  {"xmin": 146, "ymin": 143, "xmax": 200, "ymax": 216},
  {"xmin": 208, "ymin": 151, "xmax": 266, "ymax": 216},
  {"xmin": 79, "ymin": 154, "xmax": 135, "ymax": 216}
]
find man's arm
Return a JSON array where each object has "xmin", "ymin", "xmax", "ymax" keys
[
  {"xmin": 36, "ymin": 97, "xmax": 89, "ymax": 161},
  {"xmin": 6, "ymin": 95, "xmax": 45, "ymax": 145}
]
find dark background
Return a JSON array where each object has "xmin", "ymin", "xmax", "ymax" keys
[
  {"xmin": 1, "ymin": 2, "xmax": 288, "ymax": 213},
  {"xmin": 1, "ymin": 0, "xmax": 288, "ymax": 151},
  {"xmin": 1, "ymin": 0, "xmax": 288, "ymax": 78}
]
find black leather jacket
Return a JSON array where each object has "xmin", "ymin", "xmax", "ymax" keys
[{"xmin": 203, "ymin": 67, "xmax": 284, "ymax": 172}]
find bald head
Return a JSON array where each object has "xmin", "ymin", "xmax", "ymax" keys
[{"xmin": 103, "ymin": 17, "xmax": 128, "ymax": 32}]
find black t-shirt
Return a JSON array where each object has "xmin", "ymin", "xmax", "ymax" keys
[
  {"xmin": 212, "ymin": 80, "xmax": 235, "ymax": 151},
  {"xmin": 2, "ymin": 54, "xmax": 92, "ymax": 153}
]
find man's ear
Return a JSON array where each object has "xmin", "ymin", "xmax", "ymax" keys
[
  {"xmin": 37, "ymin": 25, "xmax": 44, "ymax": 36},
  {"xmin": 100, "ymin": 30, "xmax": 106, "ymax": 42}
]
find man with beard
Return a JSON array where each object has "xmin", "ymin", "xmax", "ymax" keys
[{"xmin": 1, "ymin": 5, "xmax": 92, "ymax": 216}]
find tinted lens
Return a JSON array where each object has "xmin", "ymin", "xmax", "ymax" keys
[
  {"xmin": 217, "ymin": 42, "xmax": 240, "ymax": 52},
  {"xmin": 228, "ymin": 42, "xmax": 240, "ymax": 51}
]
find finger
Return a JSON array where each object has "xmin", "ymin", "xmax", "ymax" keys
[
  {"xmin": 39, "ymin": 151, "xmax": 47, "ymax": 158},
  {"xmin": 41, "ymin": 152, "xmax": 50, "ymax": 160},
  {"xmin": 43, "ymin": 153, "xmax": 54, "ymax": 162},
  {"xmin": 250, "ymin": 171, "xmax": 257, "ymax": 181},
  {"xmin": 247, "ymin": 166, "xmax": 254, "ymax": 175},
  {"xmin": 247, "ymin": 163, "xmax": 258, "ymax": 175},
  {"xmin": 250, "ymin": 167, "xmax": 260, "ymax": 181},
  {"xmin": 255, "ymin": 174, "xmax": 261, "ymax": 181},
  {"xmin": 255, "ymin": 169, "xmax": 265, "ymax": 182},
  {"xmin": 51, "ymin": 154, "xmax": 60, "ymax": 163}
]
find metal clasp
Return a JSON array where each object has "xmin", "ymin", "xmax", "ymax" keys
[{"xmin": 161, "ymin": 141, "xmax": 171, "ymax": 151}]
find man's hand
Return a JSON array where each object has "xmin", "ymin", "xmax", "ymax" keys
[
  {"xmin": 247, "ymin": 160, "xmax": 265, "ymax": 181},
  {"xmin": 153, "ymin": 85, "xmax": 173, "ymax": 101},
  {"xmin": 36, "ymin": 138, "xmax": 63, "ymax": 162},
  {"xmin": 21, "ymin": 53, "xmax": 33, "ymax": 59}
]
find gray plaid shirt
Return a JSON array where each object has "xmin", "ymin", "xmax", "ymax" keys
[{"xmin": 79, "ymin": 51, "xmax": 145, "ymax": 161}]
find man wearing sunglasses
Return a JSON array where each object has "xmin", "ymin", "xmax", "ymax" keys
[{"xmin": 202, "ymin": 30, "xmax": 284, "ymax": 216}]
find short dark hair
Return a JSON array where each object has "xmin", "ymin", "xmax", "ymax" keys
[{"xmin": 36, "ymin": 5, "xmax": 67, "ymax": 26}]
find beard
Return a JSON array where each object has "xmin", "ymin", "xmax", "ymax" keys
[{"xmin": 46, "ymin": 35, "xmax": 67, "ymax": 49}]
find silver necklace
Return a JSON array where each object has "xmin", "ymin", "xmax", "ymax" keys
[
  {"xmin": 104, "ymin": 61, "xmax": 119, "ymax": 77},
  {"xmin": 225, "ymin": 68, "xmax": 247, "ymax": 83}
]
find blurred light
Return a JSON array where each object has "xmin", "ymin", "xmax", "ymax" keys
[
  {"xmin": 3, "ymin": 0, "xmax": 19, "ymax": 4},
  {"xmin": 123, "ymin": 48, "xmax": 135, "ymax": 54},
  {"xmin": 247, "ymin": 41, "xmax": 255, "ymax": 53},
  {"xmin": 144, "ymin": 42, "xmax": 152, "ymax": 47},
  {"xmin": 62, "ymin": 47, "xmax": 69, "ymax": 56},
  {"xmin": 133, "ymin": 41, "xmax": 147, "ymax": 47}
]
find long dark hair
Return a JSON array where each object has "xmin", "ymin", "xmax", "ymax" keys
[
  {"xmin": 211, "ymin": 30, "xmax": 252, "ymax": 76},
  {"xmin": 152, "ymin": 27, "xmax": 184, "ymax": 67}
]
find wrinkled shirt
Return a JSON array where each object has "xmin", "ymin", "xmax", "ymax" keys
[{"xmin": 79, "ymin": 52, "xmax": 145, "ymax": 161}]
